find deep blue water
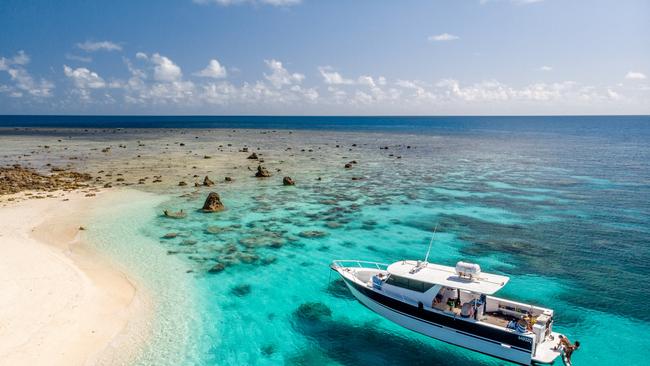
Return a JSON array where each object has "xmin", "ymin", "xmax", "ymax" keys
[{"xmin": 1, "ymin": 115, "xmax": 650, "ymax": 140}]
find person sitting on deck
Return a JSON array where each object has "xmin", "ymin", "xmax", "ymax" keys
[{"xmin": 555, "ymin": 335, "xmax": 580, "ymax": 362}]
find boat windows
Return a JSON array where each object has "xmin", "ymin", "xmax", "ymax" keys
[{"xmin": 385, "ymin": 274, "xmax": 435, "ymax": 293}]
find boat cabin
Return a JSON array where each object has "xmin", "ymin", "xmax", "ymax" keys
[{"xmin": 376, "ymin": 260, "xmax": 555, "ymax": 343}]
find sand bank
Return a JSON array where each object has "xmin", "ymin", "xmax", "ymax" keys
[{"xmin": 0, "ymin": 190, "xmax": 147, "ymax": 366}]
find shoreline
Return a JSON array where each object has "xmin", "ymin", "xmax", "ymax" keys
[{"xmin": 0, "ymin": 189, "xmax": 149, "ymax": 366}]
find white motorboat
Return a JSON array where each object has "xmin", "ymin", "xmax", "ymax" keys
[{"xmin": 330, "ymin": 259, "xmax": 568, "ymax": 365}]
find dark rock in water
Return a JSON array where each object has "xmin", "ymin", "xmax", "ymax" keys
[
  {"xmin": 181, "ymin": 239, "xmax": 197, "ymax": 246},
  {"xmin": 324, "ymin": 221, "xmax": 343, "ymax": 229},
  {"xmin": 203, "ymin": 176, "xmax": 214, "ymax": 186},
  {"xmin": 268, "ymin": 239, "xmax": 284, "ymax": 249},
  {"xmin": 247, "ymin": 152, "xmax": 259, "ymax": 160},
  {"xmin": 208, "ymin": 262, "xmax": 226, "ymax": 273},
  {"xmin": 194, "ymin": 182, "xmax": 201, "ymax": 187},
  {"xmin": 242, "ymin": 147, "xmax": 249, "ymax": 152},
  {"xmin": 238, "ymin": 252, "xmax": 260, "ymax": 264},
  {"xmin": 283, "ymin": 176, "xmax": 295, "ymax": 186},
  {"xmin": 261, "ymin": 256, "xmax": 277, "ymax": 265},
  {"xmin": 222, "ymin": 243, "xmax": 238, "ymax": 254},
  {"xmin": 293, "ymin": 302, "xmax": 332, "ymax": 321},
  {"xmin": 178, "ymin": 181, "xmax": 187, "ymax": 186},
  {"xmin": 326, "ymin": 279, "xmax": 355, "ymax": 299},
  {"xmin": 205, "ymin": 225, "xmax": 226, "ymax": 234},
  {"xmin": 230, "ymin": 284, "xmax": 252, "ymax": 297},
  {"xmin": 163, "ymin": 232, "xmax": 178, "ymax": 239},
  {"xmin": 298, "ymin": 230, "xmax": 329, "ymax": 238},
  {"xmin": 224, "ymin": 176, "xmax": 233, "ymax": 182},
  {"xmin": 201, "ymin": 192, "xmax": 225, "ymax": 212},
  {"xmin": 163, "ymin": 209, "xmax": 186, "ymax": 219},
  {"xmin": 260, "ymin": 344, "xmax": 275, "ymax": 357},
  {"xmin": 344, "ymin": 163, "xmax": 352, "ymax": 169},
  {"xmin": 255, "ymin": 165, "xmax": 271, "ymax": 177}
]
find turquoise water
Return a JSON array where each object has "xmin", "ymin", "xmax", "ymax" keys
[{"xmin": 82, "ymin": 122, "xmax": 649, "ymax": 365}]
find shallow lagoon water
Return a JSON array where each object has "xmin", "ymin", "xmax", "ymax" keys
[{"xmin": 75, "ymin": 120, "xmax": 650, "ymax": 366}]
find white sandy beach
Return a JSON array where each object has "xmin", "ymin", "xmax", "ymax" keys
[{"xmin": 0, "ymin": 190, "xmax": 146, "ymax": 366}]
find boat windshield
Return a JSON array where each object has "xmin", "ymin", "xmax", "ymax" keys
[{"xmin": 385, "ymin": 274, "xmax": 436, "ymax": 293}]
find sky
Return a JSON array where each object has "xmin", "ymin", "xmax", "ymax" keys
[{"xmin": 0, "ymin": 0, "xmax": 648, "ymax": 115}]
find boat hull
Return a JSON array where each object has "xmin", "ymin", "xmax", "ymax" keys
[{"xmin": 342, "ymin": 277, "xmax": 534, "ymax": 365}]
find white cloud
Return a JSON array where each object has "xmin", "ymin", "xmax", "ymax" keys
[
  {"xmin": 625, "ymin": 71, "xmax": 646, "ymax": 80},
  {"xmin": 540, "ymin": 65, "xmax": 553, "ymax": 71},
  {"xmin": 194, "ymin": 0, "xmax": 300, "ymax": 6},
  {"xmin": 77, "ymin": 41, "xmax": 122, "ymax": 52},
  {"xmin": 63, "ymin": 65, "xmax": 106, "ymax": 89},
  {"xmin": 195, "ymin": 59, "xmax": 227, "ymax": 79},
  {"xmin": 264, "ymin": 59, "xmax": 304, "ymax": 88},
  {"xmin": 428, "ymin": 33, "xmax": 459, "ymax": 42},
  {"xmin": 0, "ymin": 51, "xmax": 53, "ymax": 97},
  {"xmin": 65, "ymin": 53, "xmax": 92, "ymax": 63},
  {"xmin": 150, "ymin": 53, "xmax": 182, "ymax": 82},
  {"xmin": 357, "ymin": 75, "xmax": 376, "ymax": 87},
  {"xmin": 607, "ymin": 89, "xmax": 622, "ymax": 100},
  {"xmin": 318, "ymin": 66, "xmax": 354, "ymax": 85}
]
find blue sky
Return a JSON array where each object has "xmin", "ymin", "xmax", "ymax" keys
[{"xmin": 0, "ymin": 0, "xmax": 648, "ymax": 115}]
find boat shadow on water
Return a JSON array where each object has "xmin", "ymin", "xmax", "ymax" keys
[{"xmin": 289, "ymin": 302, "xmax": 484, "ymax": 366}]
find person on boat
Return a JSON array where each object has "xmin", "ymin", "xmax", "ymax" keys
[{"xmin": 556, "ymin": 335, "xmax": 580, "ymax": 362}]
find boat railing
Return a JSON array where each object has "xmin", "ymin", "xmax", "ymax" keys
[{"xmin": 331, "ymin": 260, "xmax": 389, "ymax": 271}]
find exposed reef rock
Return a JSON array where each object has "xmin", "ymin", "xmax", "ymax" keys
[
  {"xmin": 283, "ymin": 176, "xmax": 295, "ymax": 186},
  {"xmin": 203, "ymin": 176, "xmax": 215, "ymax": 186},
  {"xmin": 247, "ymin": 152, "xmax": 259, "ymax": 160},
  {"xmin": 201, "ymin": 192, "xmax": 225, "ymax": 212},
  {"xmin": 255, "ymin": 165, "xmax": 271, "ymax": 178},
  {"xmin": 0, "ymin": 165, "xmax": 92, "ymax": 195}
]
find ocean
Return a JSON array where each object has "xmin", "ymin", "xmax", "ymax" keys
[{"xmin": 3, "ymin": 115, "xmax": 649, "ymax": 365}]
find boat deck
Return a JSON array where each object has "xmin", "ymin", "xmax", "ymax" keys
[
  {"xmin": 533, "ymin": 333, "xmax": 563, "ymax": 364},
  {"xmin": 431, "ymin": 304, "xmax": 514, "ymax": 328}
]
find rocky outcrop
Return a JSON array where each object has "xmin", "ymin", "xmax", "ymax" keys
[
  {"xmin": 201, "ymin": 192, "xmax": 225, "ymax": 212},
  {"xmin": 247, "ymin": 152, "xmax": 259, "ymax": 160},
  {"xmin": 255, "ymin": 165, "xmax": 271, "ymax": 178},
  {"xmin": 203, "ymin": 176, "xmax": 215, "ymax": 186},
  {"xmin": 0, "ymin": 165, "xmax": 92, "ymax": 196},
  {"xmin": 282, "ymin": 176, "xmax": 295, "ymax": 186},
  {"xmin": 224, "ymin": 176, "xmax": 233, "ymax": 182}
]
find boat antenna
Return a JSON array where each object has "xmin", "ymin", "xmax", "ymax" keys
[{"xmin": 424, "ymin": 223, "xmax": 439, "ymax": 264}]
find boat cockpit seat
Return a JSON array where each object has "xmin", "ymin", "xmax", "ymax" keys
[{"xmin": 461, "ymin": 302, "xmax": 474, "ymax": 318}]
